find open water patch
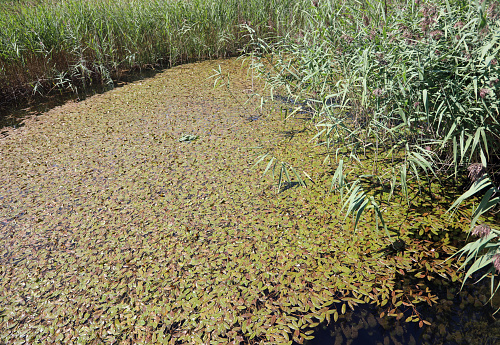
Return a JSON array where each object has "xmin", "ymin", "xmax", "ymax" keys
[{"xmin": 299, "ymin": 278, "xmax": 500, "ymax": 345}]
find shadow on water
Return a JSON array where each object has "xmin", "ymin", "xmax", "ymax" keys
[
  {"xmin": 0, "ymin": 67, "xmax": 163, "ymax": 136},
  {"xmin": 296, "ymin": 277, "xmax": 500, "ymax": 345}
]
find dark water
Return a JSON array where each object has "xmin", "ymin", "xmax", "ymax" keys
[
  {"xmin": 300, "ymin": 279, "xmax": 500, "ymax": 345},
  {"xmin": 0, "ymin": 68, "xmax": 161, "ymax": 135}
]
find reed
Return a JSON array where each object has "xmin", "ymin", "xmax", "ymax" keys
[
  {"xmin": 248, "ymin": 0, "xmax": 500, "ymax": 305},
  {"xmin": 0, "ymin": 0, "xmax": 307, "ymax": 106}
]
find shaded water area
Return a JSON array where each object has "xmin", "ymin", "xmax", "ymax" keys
[
  {"xmin": 0, "ymin": 68, "xmax": 161, "ymax": 135},
  {"xmin": 0, "ymin": 58, "xmax": 499, "ymax": 344},
  {"xmin": 302, "ymin": 279, "xmax": 500, "ymax": 345}
]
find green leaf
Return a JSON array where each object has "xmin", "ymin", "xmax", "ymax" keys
[{"xmin": 178, "ymin": 134, "xmax": 199, "ymax": 142}]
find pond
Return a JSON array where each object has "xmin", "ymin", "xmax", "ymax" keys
[{"xmin": 0, "ymin": 57, "xmax": 498, "ymax": 344}]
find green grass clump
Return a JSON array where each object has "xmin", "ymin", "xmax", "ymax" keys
[{"xmin": 0, "ymin": 0, "xmax": 307, "ymax": 107}]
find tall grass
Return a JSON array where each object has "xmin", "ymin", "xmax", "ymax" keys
[{"xmin": 0, "ymin": 0, "xmax": 308, "ymax": 107}]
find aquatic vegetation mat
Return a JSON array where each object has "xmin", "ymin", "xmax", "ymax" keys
[{"xmin": 0, "ymin": 58, "xmax": 482, "ymax": 344}]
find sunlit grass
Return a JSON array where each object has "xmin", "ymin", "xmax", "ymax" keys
[{"xmin": 0, "ymin": 0, "xmax": 308, "ymax": 106}]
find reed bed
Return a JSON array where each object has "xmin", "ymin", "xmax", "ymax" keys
[
  {"xmin": 247, "ymin": 0, "xmax": 500, "ymax": 305},
  {"xmin": 0, "ymin": 0, "xmax": 308, "ymax": 107}
]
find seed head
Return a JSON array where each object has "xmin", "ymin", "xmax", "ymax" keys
[
  {"xmin": 341, "ymin": 34, "xmax": 353, "ymax": 45},
  {"xmin": 420, "ymin": 5, "xmax": 438, "ymax": 32},
  {"xmin": 479, "ymin": 25, "xmax": 490, "ymax": 37},
  {"xmin": 467, "ymin": 163, "xmax": 485, "ymax": 182},
  {"xmin": 421, "ymin": 4, "xmax": 437, "ymax": 17},
  {"xmin": 493, "ymin": 254, "xmax": 500, "ymax": 274},
  {"xmin": 479, "ymin": 88, "xmax": 490, "ymax": 99},
  {"xmin": 268, "ymin": 19, "xmax": 274, "ymax": 30},
  {"xmin": 487, "ymin": 3, "xmax": 499, "ymax": 20},
  {"xmin": 472, "ymin": 224, "xmax": 491, "ymax": 238},
  {"xmin": 403, "ymin": 30, "xmax": 413, "ymax": 40},
  {"xmin": 363, "ymin": 15, "xmax": 370, "ymax": 27},
  {"xmin": 430, "ymin": 30, "xmax": 443, "ymax": 40},
  {"xmin": 420, "ymin": 18, "xmax": 431, "ymax": 32}
]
